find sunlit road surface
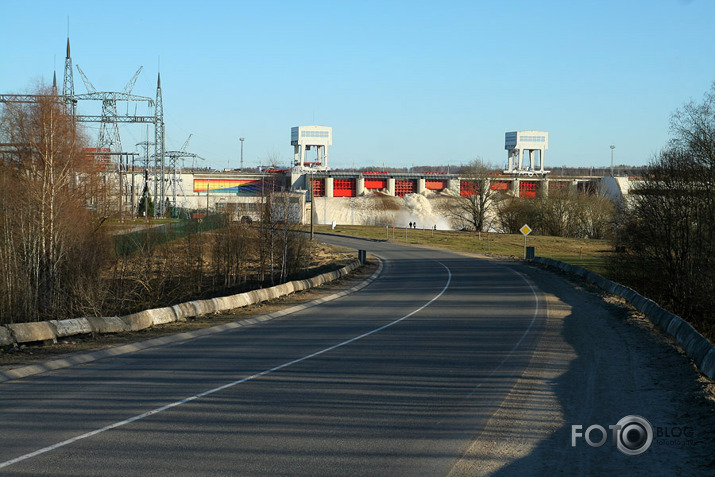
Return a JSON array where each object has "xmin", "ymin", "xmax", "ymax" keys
[{"xmin": 0, "ymin": 236, "xmax": 546, "ymax": 476}]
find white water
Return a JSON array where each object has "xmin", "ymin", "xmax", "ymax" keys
[{"xmin": 313, "ymin": 193, "xmax": 453, "ymax": 230}]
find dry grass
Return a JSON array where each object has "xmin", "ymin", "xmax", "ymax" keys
[{"xmin": 313, "ymin": 225, "xmax": 613, "ymax": 277}]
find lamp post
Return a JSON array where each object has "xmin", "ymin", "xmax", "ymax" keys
[
  {"xmin": 309, "ymin": 170, "xmax": 314, "ymax": 241},
  {"xmin": 240, "ymin": 137, "xmax": 245, "ymax": 170},
  {"xmin": 610, "ymin": 145, "xmax": 615, "ymax": 176}
]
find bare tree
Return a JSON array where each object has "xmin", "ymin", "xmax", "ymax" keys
[
  {"xmin": 614, "ymin": 83, "xmax": 715, "ymax": 339},
  {"xmin": 446, "ymin": 158, "xmax": 498, "ymax": 232},
  {"xmin": 494, "ymin": 196, "xmax": 537, "ymax": 234},
  {"xmin": 0, "ymin": 85, "xmax": 107, "ymax": 322},
  {"xmin": 494, "ymin": 188, "xmax": 615, "ymax": 238},
  {"xmin": 212, "ymin": 214, "xmax": 250, "ymax": 289}
]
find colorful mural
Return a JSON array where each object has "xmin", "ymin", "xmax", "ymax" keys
[{"xmin": 193, "ymin": 178, "xmax": 264, "ymax": 196}]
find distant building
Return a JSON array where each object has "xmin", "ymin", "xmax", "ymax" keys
[
  {"xmin": 291, "ymin": 125, "xmax": 332, "ymax": 169},
  {"xmin": 504, "ymin": 130, "xmax": 550, "ymax": 176}
]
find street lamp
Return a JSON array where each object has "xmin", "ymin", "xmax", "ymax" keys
[
  {"xmin": 240, "ymin": 137, "xmax": 245, "ymax": 170},
  {"xmin": 610, "ymin": 145, "xmax": 615, "ymax": 176}
]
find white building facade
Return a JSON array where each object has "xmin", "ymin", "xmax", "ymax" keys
[{"xmin": 505, "ymin": 130, "xmax": 550, "ymax": 175}]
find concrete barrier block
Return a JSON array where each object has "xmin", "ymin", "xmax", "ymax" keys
[
  {"xmin": 273, "ymin": 284, "xmax": 289, "ymax": 297},
  {"xmin": 296, "ymin": 279, "xmax": 311, "ymax": 291},
  {"xmin": 0, "ymin": 325, "xmax": 15, "ymax": 346},
  {"xmin": 253, "ymin": 289, "xmax": 269, "ymax": 303},
  {"xmin": 234, "ymin": 293, "xmax": 252, "ymax": 307},
  {"xmin": 621, "ymin": 288, "xmax": 639, "ymax": 303},
  {"xmin": 87, "ymin": 316, "xmax": 128, "ymax": 334},
  {"xmin": 242, "ymin": 291, "xmax": 257, "ymax": 306},
  {"xmin": 6, "ymin": 322, "xmax": 57, "ymax": 344},
  {"xmin": 231, "ymin": 294, "xmax": 248, "ymax": 308},
  {"xmin": 699, "ymin": 348, "xmax": 715, "ymax": 380},
  {"xmin": 149, "ymin": 307, "xmax": 177, "ymax": 325},
  {"xmin": 51, "ymin": 318, "xmax": 93, "ymax": 337},
  {"xmin": 176, "ymin": 302, "xmax": 196, "ymax": 320},
  {"xmin": 637, "ymin": 298, "xmax": 656, "ymax": 315},
  {"xmin": 202, "ymin": 298, "xmax": 218, "ymax": 314},
  {"xmin": 685, "ymin": 335, "xmax": 713, "ymax": 368},
  {"xmin": 282, "ymin": 282, "xmax": 296, "ymax": 295},
  {"xmin": 601, "ymin": 280, "xmax": 616, "ymax": 294},
  {"xmin": 292, "ymin": 279, "xmax": 306, "ymax": 292},
  {"xmin": 233, "ymin": 293, "xmax": 250, "ymax": 308},
  {"xmin": 214, "ymin": 296, "xmax": 230, "ymax": 311},
  {"xmin": 171, "ymin": 304, "xmax": 187, "ymax": 322},
  {"xmin": 630, "ymin": 295, "xmax": 648, "ymax": 313},
  {"xmin": 611, "ymin": 282, "xmax": 625, "ymax": 295},
  {"xmin": 189, "ymin": 299, "xmax": 217, "ymax": 316},
  {"xmin": 652, "ymin": 310, "xmax": 677, "ymax": 330},
  {"xmin": 674, "ymin": 321, "xmax": 703, "ymax": 353},
  {"xmin": 610, "ymin": 283, "xmax": 625, "ymax": 296},
  {"xmin": 593, "ymin": 275, "xmax": 609, "ymax": 290},
  {"xmin": 120, "ymin": 311, "xmax": 154, "ymax": 331},
  {"xmin": 666, "ymin": 316, "xmax": 685, "ymax": 338},
  {"xmin": 264, "ymin": 287, "xmax": 280, "ymax": 300}
]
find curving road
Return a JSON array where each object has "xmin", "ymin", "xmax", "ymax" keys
[{"xmin": 0, "ymin": 235, "xmax": 711, "ymax": 475}]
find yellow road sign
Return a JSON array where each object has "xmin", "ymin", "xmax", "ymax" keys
[{"xmin": 520, "ymin": 224, "xmax": 532, "ymax": 236}]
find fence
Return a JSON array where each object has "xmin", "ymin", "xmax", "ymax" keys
[{"xmin": 113, "ymin": 214, "xmax": 226, "ymax": 256}]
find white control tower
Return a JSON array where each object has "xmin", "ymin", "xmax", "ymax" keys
[
  {"xmin": 291, "ymin": 125, "xmax": 332, "ymax": 169},
  {"xmin": 504, "ymin": 130, "xmax": 550, "ymax": 175}
]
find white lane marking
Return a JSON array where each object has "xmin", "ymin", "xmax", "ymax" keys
[{"xmin": 0, "ymin": 262, "xmax": 452, "ymax": 470}]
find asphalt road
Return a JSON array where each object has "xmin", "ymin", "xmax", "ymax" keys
[
  {"xmin": 0, "ymin": 236, "xmax": 548, "ymax": 475},
  {"xmin": 4, "ymin": 235, "xmax": 707, "ymax": 476}
]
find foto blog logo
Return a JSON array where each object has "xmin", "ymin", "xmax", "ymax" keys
[{"xmin": 571, "ymin": 415, "xmax": 653, "ymax": 456}]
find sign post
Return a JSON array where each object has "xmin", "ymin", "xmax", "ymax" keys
[{"xmin": 520, "ymin": 224, "xmax": 532, "ymax": 259}]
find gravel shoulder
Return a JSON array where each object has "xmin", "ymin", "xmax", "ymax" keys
[{"xmin": 449, "ymin": 261, "xmax": 715, "ymax": 476}]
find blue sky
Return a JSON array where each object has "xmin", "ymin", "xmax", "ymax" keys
[{"xmin": 2, "ymin": 0, "xmax": 714, "ymax": 170}]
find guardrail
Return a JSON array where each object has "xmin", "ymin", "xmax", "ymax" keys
[
  {"xmin": 532, "ymin": 256, "xmax": 715, "ymax": 381},
  {"xmin": 0, "ymin": 259, "xmax": 362, "ymax": 349}
]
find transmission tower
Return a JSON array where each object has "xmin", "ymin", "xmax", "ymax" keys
[
  {"xmin": 0, "ymin": 37, "xmax": 166, "ymax": 217},
  {"xmin": 75, "ymin": 64, "xmax": 151, "ymax": 160},
  {"xmin": 62, "ymin": 38, "xmax": 76, "ymax": 116},
  {"xmin": 164, "ymin": 134, "xmax": 205, "ymax": 210},
  {"xmin": 155, "ymin": 73, "xmax": 166, "ymax": 216}
]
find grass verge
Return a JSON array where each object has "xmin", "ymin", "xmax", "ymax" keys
[{"xmin": 311, "ymin": 224, "xmax": 613, "ymax": 278}]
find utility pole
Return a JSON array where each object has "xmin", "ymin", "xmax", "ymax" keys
[
  {"xmin": 309, "ymin": 170, "xmax": 314, "ymax": 241},
  {"xmin": 240, "ymin": 137, "xmax": 245, "ymax": 170}
]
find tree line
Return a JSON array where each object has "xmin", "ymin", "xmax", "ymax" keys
[
  {"xmin": 0, "ymin": 86, "xmax": 313, "ymax": 325},
  {"xmin": 445, "ymin": 159, "xmax": 615, "ymax": 239},
  {"xmin": 612, "ymin": 83, "xmax": 715, "ymax": 339}
]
